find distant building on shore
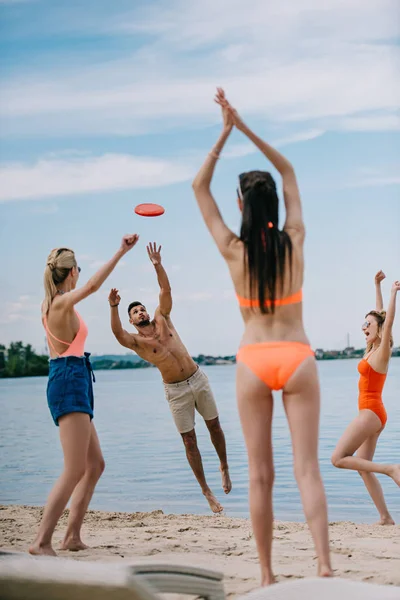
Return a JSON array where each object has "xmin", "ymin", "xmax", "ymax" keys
[
  {"xmin": 344, "ymin": 346, "xmax": 355, "ymax": 356},
  {"xmin": 315, "ymin": 346, "xmax": 364, "ymax": 360}
]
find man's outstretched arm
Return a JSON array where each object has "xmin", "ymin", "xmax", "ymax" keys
[
  {"xmin": 109, "ymin": 288, "xmax": 137, "ymax": 349},
  {"xmin": 147, "ymin": 242, "xmax": 172, "ymax": 317}
]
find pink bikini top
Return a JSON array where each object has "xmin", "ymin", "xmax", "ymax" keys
[{"xmin": 43, "ymin": 310, "xmax": 88, "ymax": 358}]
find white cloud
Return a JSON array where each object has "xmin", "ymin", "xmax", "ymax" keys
[
  {"xmin": 0, "ymin": 295, "xmax": 38, "ymax": 325},
  {"xmin": 222, "ymin": 129, "xmax": 324, "ymax": 159},
  {"xmin": 1, "ymin": 314, "xmax": 20, "ymax": 324},
  {"xmin": 0, "ymin": 153, "xmax": 193, "ymax": 202},
  {"xmin": 8, "ymin": 314, "xmax": 36, "ymax": 322},
  {"xmin": 272, "ymin": 129, "xmax": 325, "ymax": 147},
  {"xmin": 344, "ymin": 165, "xmax": 400, "ymax": 188},
  {"xmin": 0, "ymin": 124, "xmax": 325, "ymax": 204},
  {"xmin": 337, "ymin": 114, "xmax": 400, "ymax": 132},
  {"xmin": 118, "ymin": 0, "xmax": 399, "ymax": 48},
  {"xmin": 2, "ymin": 49, "xmax": 398, "ymax": 134},
  {"xmin": 223, "ymin": 144, "xmax": 256, "ymax": 159},
  {"xmin": 346, "ymin": 176, "xmax": 400, "ymax": 189},
  {"xmin": 0, "ymin": 0, "xmax": 398, "ymax": 137}
]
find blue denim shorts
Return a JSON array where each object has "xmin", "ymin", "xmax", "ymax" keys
[{"xmin": 47, "ymin": 352, "xmax": 95, "ymax": 426}]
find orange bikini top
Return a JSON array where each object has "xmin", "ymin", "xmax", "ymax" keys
[
  {"xmin": 43, "ymin": 310, "xmax": 88, "ymax": 358},
  {"xmin": 236, "ymin": 289, "xmax": 303, "ymax": 308}
]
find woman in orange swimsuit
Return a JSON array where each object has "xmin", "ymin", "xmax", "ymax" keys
[
  {"xmin": 29, "ymin": 234, "xmax": 139, "ymax": 557},
  {"xmin": 332, "ymin": 272, "xmax": 400, "ymax": 524},
  {"xmin": 192, "ymin": 88, "xmax": 332, "ymax": 585}
]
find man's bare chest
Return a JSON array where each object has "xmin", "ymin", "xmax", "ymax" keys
[{"xmin": 136, "ymin": 323, "xmax": 178, "ymax": 357}]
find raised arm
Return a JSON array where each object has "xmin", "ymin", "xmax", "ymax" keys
[
  {"xmin": 147, "ymin": 243, "xmax": 172, "ymax": 317},
  {"xmin": 108, "ymin": 288, "xmax": 137, "ymax": 349},
  {"xmin": 380, "ymin": 280, "xmax": 400, "ymax": 361},
  {"xmin": 374, "ymin": 270, "xmax": 386, "ymax": 311},
  {"xmin": 222, "ymin": 92, "xmax": 304, "ymax": 236},
  {"xmin": 192, "ymin": 89, "xmax": 238, "ymax": 258},
  {"xmin": 62, "ymin": 234, "xmax": 139, "ymax": 308}
]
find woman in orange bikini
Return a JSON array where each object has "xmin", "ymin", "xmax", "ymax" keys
[
  {"xmin": 192, "ymin": 88, "xmax": 332, "ymax": 585},
  {"xmin": 332, "ymin": 271, "xmax": 400, "ymax": 524},
  {"xmin": 29, "ymin": 234, "xmax": 139, "ymax": 556}
]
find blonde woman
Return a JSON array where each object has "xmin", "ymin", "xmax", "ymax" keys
[
  {"xmin": 332, "ymin": 272, "xmax": 400, "ymax": 524},
  {"xmin": 29, "ymin": 234, "xmax": 139, "ymax": 556},
  {"xmin": 192, "ymin": 88, "xmax": 332, "ymax": 586}
]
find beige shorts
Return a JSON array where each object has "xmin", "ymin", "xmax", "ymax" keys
[{"xmin": 164, "ymin": 367, "xmax": 219, "ymax": 434}]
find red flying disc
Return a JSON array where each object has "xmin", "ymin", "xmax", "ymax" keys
[{"xmin": 134, "ymin": 203, "xmax": 165, "ymax": 217}]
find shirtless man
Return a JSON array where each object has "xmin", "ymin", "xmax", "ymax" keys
[{"xmin": 108, "ymin": 242, "xmax": 231, "ymax": 513}]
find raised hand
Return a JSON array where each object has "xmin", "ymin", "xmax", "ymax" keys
[
  {"xmin": 147, "ymin": 242, "xmax": 162, "ymax": 266},
  {"xmin": 108, "ymin": 288, "xmax": 121, "ymax": 306},
  {"xmin": 375, "ymin": 270, "xmax": 386, "ymax": 284},
  {"xmin": 120, "ymin": 234, "xmax": 139, "ymax": 254},
  {"xmin": 214, "ymin": 87, "xmax": 233, "ymax": 132},
  {"xmin": 391, "ymin": 280, "xmax": 400, "ymax": 293},
  {"xmin": 214, "ymin": 87, "xmax": 246, "ymax": 132}
]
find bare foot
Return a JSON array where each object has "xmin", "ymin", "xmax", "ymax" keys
[
  {"xmin": 318, "ymin": 565, "xmax": 334, "ymax": 578},
  {"xmin": 220, "ymin": 466, "xmax": 232, "ymax": 494},
  {"xmin": 261, "ymin": 573, "xmax": 276, "ymax": 586},
  {"xmin": 377, "ymin": 516, "xmax": 395, "ymax": 526},
  {"xmin": 29, "ymin": 542, "xmax": 57, "ymax": 557},
  {"xmin": 389, "ymin": 465, "xmax": 400, "ymax": 487},
  {"xmin": 60, "ymin": 537, "xmax": 89, "ymax": 551},
  {"xmin": 203, "ymin": 490, "xmax": 223, "ymax": 513}
]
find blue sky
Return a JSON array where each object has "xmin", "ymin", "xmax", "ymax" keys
[{"xmin": 0, "ymin": 0, "xmax": 399, "ymax": 356}]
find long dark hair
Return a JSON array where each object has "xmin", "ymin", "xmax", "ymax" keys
[{"xmin": 239, "ymin": 170, "xmax": 293, "ymax": 314}]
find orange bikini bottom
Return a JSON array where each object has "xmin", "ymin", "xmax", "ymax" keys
[
  {"xmin": 358, "ymin": 397, "xmax": 387, "ymax": 427},
  {"xmin": 236, "ymin": 341, "xmax": 315, "ymax": 391}
]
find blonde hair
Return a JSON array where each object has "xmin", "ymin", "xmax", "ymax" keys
[
  {"xmin": 364, "ymin": 310, "xmax": 394, "ymax": 356},
  {"xmin": 42, "ymin": 247, "xmax": 76, "ymax": 315}
]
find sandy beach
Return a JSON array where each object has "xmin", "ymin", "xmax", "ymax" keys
[{"xmin": 1, "ymin": 505, "xmax": 399, "ymax": 597}]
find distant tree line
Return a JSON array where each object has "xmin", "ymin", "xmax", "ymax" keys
[
  {"xmin": 0, "ymin": 343, "xmax": 238, "ymax": 379},
  {"xmin": 0, "ymin": 343, "xmax": 153, "ymax": 378},
  {"xmin": 91, "ymin": 359, "xmax": 152, "ymax": 371},
  {"xmin": 3, "ymin": 342, "xmax": 397, "ymax": 379},
  {"xmin": 0, "ymin": 342, "xmax": 49, "ymax": 378}
]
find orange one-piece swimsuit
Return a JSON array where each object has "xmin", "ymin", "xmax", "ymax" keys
[{"xmin": 357, "ymin": 359, "xmax": 387, "ymax": 426}]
